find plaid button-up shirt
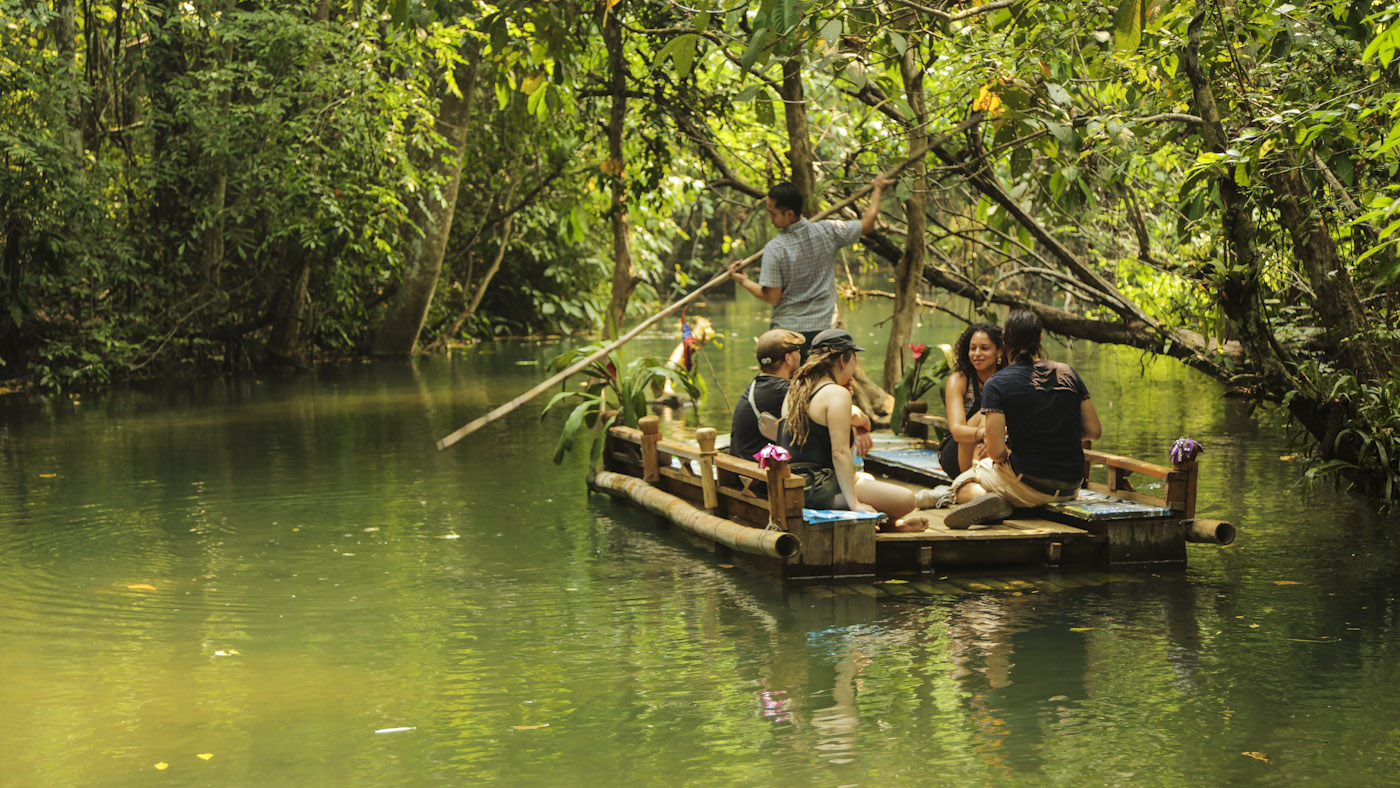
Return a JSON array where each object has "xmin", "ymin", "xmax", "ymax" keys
[{"xmin": 759, "ymin": 217, "xmax": 863, "ymax": 332}]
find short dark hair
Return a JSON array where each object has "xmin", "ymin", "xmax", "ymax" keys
[
  {"xmin": 1002, "ymin": 310, "xmax": 1043, "ymax": 365},
  {"xmin": 767, "ymin": 181, "xmax": 804, "ymax": 217}
]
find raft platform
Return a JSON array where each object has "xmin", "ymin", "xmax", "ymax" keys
[{"xmin": 589, "ymin": 409, "xmax": 1234, "ymax": 583}]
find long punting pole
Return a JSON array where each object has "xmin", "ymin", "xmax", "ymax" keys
[{"xmin": 436, "ymin": 116, "xmax": 983, "ymax": 450}]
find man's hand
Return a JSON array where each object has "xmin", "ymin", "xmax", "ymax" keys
[
  {"xmin": 855, "ymin": 429, "xmax": 873, "ymax": 457},
  {"xmin": 727, "ymin": 260, "xmax": 748, "ymax": 283}
]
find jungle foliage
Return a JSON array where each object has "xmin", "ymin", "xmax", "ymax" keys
[{"xmin": 3, "ymin": 0, "xmax": 1399, "ymax": 501}]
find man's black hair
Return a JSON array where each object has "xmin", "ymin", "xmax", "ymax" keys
[{"xmin": 767, "ymin": 181, "xmax": 805, "ymax": 217}]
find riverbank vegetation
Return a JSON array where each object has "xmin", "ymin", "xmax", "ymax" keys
[{"xmin": 3, "ymin": 0, "xmax": 1397, "ymax": 500}]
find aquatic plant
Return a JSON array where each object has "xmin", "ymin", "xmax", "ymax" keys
[
  {"xmin": 540, "ymin": 343, "xmax": 700, "ymax": 466},
  {"xmin": 891, "ymin": 343, "xmax": 951, "ymax": 436}
]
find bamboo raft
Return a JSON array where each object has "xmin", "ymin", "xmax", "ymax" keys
[{"xmin": 589, "ymin": 408, "xmax": 1235, "ymax": 582}]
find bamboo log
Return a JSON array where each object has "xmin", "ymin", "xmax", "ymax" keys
[
  {"xmin": 590, "ymin": 470, "xmax": 800, "ymax": 559},
  {"xmin": 435, "ymin": 115, "xmax": 986, "ymax": 450},
  {"xmin": 1182, "ymin": 518, "xmax": 1235, "ymax": 545}
]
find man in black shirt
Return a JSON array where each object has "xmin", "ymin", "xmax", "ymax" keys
[{"xmin": 729, "ymin": 329, "xmax": 805, "ymax": 462}]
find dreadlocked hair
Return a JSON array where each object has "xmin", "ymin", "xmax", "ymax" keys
[
  {"xmin": 784, "ymin": 347, "xmax": 854, "ymax": 449},
  {"xmin": 954, "ymin": 322, "xmax": 1004, "ymax": 397}
]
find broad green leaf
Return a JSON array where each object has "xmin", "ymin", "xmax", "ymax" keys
[
  {"xmin": 1045, "ymin": 82, "xmax": 1072, "ymax": 106},
  {"xmin": 740, "ymin": 28, "xmax": 769, "ymax": 71},
  {"xmin": 1113, "ymin": 0, "xmax": 1143, "ymax": 52},
  {"xmin": 819, "ymin": 18, "xmax": 842, "ymax": 47},
  {"xmin": 674, "ymin": 34, "xmax": 697, "ymax": 78}
]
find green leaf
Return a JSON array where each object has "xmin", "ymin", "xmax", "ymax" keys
[
  {"xmin": 819, "ymin": 18, "xmax": 842, "ymax": 48},
  {"xmin": 740, "ymin": 28, "xmax": 769, "ymax": 71},
  {"xmin": 756, "ymin": 97, "xmax": 774, "ymax": 125},
  {"xmin": 674, "ymin": 34, "xmax": 697, "ymax": 77},
  {"xmin": 1113, "ymin": 0, "xmax": 1143, "ymax": 52}
]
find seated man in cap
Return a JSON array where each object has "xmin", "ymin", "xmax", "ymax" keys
[
  {"xmin": 778, "ymin": 328, "xmax": 927, "ymax": 532},
  {"xmin": 729, "ymin": 329, "xmax": 806, "ymax": 464}
]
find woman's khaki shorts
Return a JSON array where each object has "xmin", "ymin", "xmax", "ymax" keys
[{"xmin": 949, "ymin": 458, "xmax": 1075, "ymax": 508}]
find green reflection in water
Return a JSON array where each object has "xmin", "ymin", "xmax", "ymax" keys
[{"xmin": 1, "ymin": 286, "xmax": 1399, "ymax": 787}]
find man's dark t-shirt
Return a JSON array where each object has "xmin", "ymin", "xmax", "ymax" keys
[
  {"xmin": 980, "ymin": 360, "xmax": 1090, "ymax": 482},
  {"xmin": 729, "ymin": 375, "xmax": 789, "ymax": 461}
]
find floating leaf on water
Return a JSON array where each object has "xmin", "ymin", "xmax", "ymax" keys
[
  {"xmin": 127, "ymin": 584, "xmax": 158, "ymax": 591},
  {"xmin": 196, "ymin": 753, "xmax": 213, "ymax": 760},
  {"xmin": 1274, "ymin": 580, "xmax": 1302, "ymax": 585},
  {"xmin": 1242, "ymin": 751, "xmax": 1272, "ymax": 764},
  {"xmin": 1070, "ymin": 627, "xmax": 1095, "ymax": 632},
  {"xmin": 154, "ymin": 762, "xmax": 169, "ymax": 770},
  {"xmin": 718, "ymin": 564, "xmax": 734, "ymax": 569},
  {"xmin": 1249, "ymin": 623, "xmax": 1261, "ymax": 628},
  {"xmin": 880, "ymin": 579, "xmax": 908, "ymax": 584},
  {"xmin": 40, "ymin": 473, "xmax": 57, "ymax": 478},
  {"xmin": 513, "ymin": 724, "xmax": 550, "ymax": 730}
]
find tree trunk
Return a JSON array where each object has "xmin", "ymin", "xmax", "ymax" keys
[
  {"xmin": 883, "ymin": 31, "xmax": 929, "ymax": 392},
  {"xmin": 371, "ymin": 45, "xmax": 481, "ymax": 356},
  {"xmin": 780, "ymin": 57, "xmax": 817, "ymax": 210},
  {"xmin": 602, "ymin": 9, "xmax": 639, "ymax": 338},
  {"xmin": 54, "ymin": 0, "xmax": 84, "ymax": 157}
]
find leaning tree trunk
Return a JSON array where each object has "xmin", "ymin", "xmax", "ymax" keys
[
  {"xmin": 371, "ymin": 46, "xmax": 481, "ymax": 356},
  {"xmin": 602, "ymin": 8, "xmax": 640, "ymax": 338},
  {"xmin": 883, "ymin": 27, "xmax": 929, "ymax": 392}
]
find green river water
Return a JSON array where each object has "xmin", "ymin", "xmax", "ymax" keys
[{"xmin": 2, "ymin": 288, "xmax": 1398, "ymax": 787}]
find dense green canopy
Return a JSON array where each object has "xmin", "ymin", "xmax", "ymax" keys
[{"xmin": 2, "ymin": 0, "xmax": 1397, "ymax": 499}]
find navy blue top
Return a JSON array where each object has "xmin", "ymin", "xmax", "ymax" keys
[{"xmin": 981, "ymin": 360, "xmax": 1090, "ymax": 482}]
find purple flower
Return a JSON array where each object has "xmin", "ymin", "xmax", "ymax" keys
[
  {"xmin": 1170, "ymin": 437, "xmax": 1204, "ymax": 465},
  {"xmin": 754, "ymin": 444, "xmax": 791, "ymax": 469}
]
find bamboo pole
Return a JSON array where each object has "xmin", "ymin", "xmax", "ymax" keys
[
  {"xmin": 589, "ymin": 470, "xmax": 800, "ymax": 559},
  {"xmin": 437, "ymin": 116, "xmax": 984, "ymax": 450}
]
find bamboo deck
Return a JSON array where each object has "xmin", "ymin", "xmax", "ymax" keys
[{"xmin": 589, "ymin": 409, "xmax": 1233, "ymax": 583}]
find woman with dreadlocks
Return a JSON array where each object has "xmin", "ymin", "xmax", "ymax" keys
[{"xmin": 778, "ymin": 328, "xmax": 929, "ymax": 532}]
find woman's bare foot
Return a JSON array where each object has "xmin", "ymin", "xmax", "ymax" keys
[{"xmin": 885, "ymin": 515, "xmax": 929, "ymax": 533}]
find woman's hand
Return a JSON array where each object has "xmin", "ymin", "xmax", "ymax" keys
[{"xmin": 853, "ymin": 502, "xmax": 877, "ymax": 514}]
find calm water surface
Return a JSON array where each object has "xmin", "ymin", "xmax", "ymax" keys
[{"xmin": 2, "ymin": 290, "xmax": 1398, "ymax": 787}]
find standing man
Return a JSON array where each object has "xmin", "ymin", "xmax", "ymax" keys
[{"xmin": 728, "ymin": 176, "xmax": 892, "ymax": 356}]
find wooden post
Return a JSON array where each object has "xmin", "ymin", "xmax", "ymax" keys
[
  {"xmin": 1110, "ymin": 466, "xmax": 1136, "ymax": 494},
  {"xmin": 766, "ymin": 459, "xmax": 791, "ymax": 531},
  {"xmin": 1083, "ymin": 439, "xmax": 1094, "ymax": 486},
  {"xmin": 1167, "ymin": 458, "xmax": 1198, "ymax": 518},
  {"xmin": 640, "ymin": 416, "xmax": 660, "ymax": 483},
  {"xmin": 696, "ymin": 427, "xmax": 718, "ymax": 511},
  {"xmin": 905, "ymin": 401, "xmax": 928, "ymax": 440}
]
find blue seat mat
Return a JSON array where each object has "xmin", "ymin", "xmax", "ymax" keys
[
  {"xmin": 863, "ymin": 447, "xmax": 952, "ymax": 483},
  {"xmin": 1042, "ymin": 489, "xmax": 1174, "ymax": 521},
  {"xmin": 803, "ymin": 509, "xmax": 887, "ymax": 525}
]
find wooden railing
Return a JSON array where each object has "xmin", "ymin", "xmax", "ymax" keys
[
  {"xmin": 604, "ymin": 416, "xmax": 805, "ymax": 533},
  {"xmin": 904, "ymin": 406, "xmax": 1198, "ymax": 518}
]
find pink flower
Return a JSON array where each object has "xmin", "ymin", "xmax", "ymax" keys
[
  {"xmin": 910, "ymin": 343, "xmax": 926, "ymax": 362},
  {"xmin": 754, "ymin": 444, "xmax": 791, "ymax": 469}
]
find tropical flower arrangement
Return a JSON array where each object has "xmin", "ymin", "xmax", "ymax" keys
[{"xmin": 892, "ymin": 343, "xmax": 952, "ymax": 436}]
